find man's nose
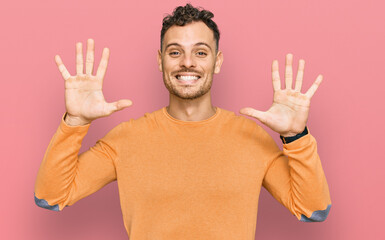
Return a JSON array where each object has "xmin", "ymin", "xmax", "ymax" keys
[{"xmin": 179, "ymin": 53, "xmax": 196, "ymax": 68}]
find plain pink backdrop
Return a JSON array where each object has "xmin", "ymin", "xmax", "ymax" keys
[{"xmin": 1, "ymin": 0, "xmax": 384, "ymax": 239}]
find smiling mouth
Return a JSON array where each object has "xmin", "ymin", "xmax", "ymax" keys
[{"xmin": 175, "ymin": 75, "xmax": 201, "ymax": 81}]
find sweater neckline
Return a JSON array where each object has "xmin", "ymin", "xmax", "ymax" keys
[{"xmin": 162, "ymin": 107, "xmax": 221, "ymax": 125}]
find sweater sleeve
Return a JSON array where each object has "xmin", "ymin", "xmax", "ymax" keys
[
  {"xmin": 34, "ymin": 113, "xmax": 121, "ymax": 211},
  {"xmin": 261, "ymin": 127, "xmax": 332, "ymax": 222}
]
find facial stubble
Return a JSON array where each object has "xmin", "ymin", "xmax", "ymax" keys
[{"xmin": 162, "ymin": 62, "xmax": 216, "ymax": 100}]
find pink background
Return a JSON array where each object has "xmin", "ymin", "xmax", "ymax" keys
[{"xmin": 1, "ymin": 0, "xmax": 384, "ymax": 239}]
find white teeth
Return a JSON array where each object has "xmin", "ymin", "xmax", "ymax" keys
[{"xmin": 177, "ymin": 75, "xmax": 199, "ymax": 81}]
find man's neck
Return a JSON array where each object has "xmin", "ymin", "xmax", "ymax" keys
[{"xmin": 167, "ymin": 92, "xmax": 217, "ymax": 121}]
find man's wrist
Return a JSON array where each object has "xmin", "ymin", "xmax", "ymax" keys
[
  {"xmin": 64, "ymin": 112, "xmax": 91, "ymax": 126},
  {"xmin": 280, "ymin": 126, "xmax": 308, "ymax": 144}
]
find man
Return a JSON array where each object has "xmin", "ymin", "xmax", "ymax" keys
[{"xmin": 35, "ymin": 4, "xmax": 331, "ymax": 239}]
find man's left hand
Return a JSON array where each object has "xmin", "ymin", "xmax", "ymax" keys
[{"xmin": 240, "ymin": 53, "xmax": 323, "ymax": 137}]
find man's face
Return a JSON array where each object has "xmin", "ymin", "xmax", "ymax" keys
[{"xmin": 157, "ymin": 21, "xmax": 223, "ymax": 100}]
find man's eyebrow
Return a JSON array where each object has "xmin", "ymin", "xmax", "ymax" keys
[
  {"xmin": 164, "ymin": 42, "xmax": 212, "ymax": 51},
  {"xmin": 194, "ymin": 42, "xmax": 212, "ymax": 50},
  {"xmin": 164, "ymin": 43, "xmax": 181, "ymax": 51}
]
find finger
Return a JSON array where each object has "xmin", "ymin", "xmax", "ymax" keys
[
  {"xmin": 55, "ymin": 55, "xmax": 71, "ymax": 80},
  {"xmin": 305, "ymin": 74, "xmax": 323, "ymax": 98},
  {"xmin": 96, "ymin": 48, "xmax": 110, "ymax": 81},
  {"xmin": 239, "ymin": 107, "xmax": 268, "ymax": 124},
  {"xmin": 271, "ymin": 60, "xmax": 281, "ymax": 91},
  {"xmin": 85, "ymin": 38, "xmax": 95, "ymax": 75},
  {"xmin": 285, "ymin": 53, "xmax": 293, "ymax": 90},
  {"xmin": 294, "ymin": 59, "xmax": 305, "ymax": 92},
  {"xmin": 107, "ymin": 99, "xmax": 133, "ymax": 114},
  {"xmin": 76, "ymin": 42, "xmax": 83, "ymax": 75}
]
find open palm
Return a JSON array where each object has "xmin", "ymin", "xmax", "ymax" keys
[
  {"xmin": 55, "ymin": 39, "xmax": 132, "ymax": 125},
  {"xmin": 240, "ymin": 54, "xmax": 323, "ymax": 137}
]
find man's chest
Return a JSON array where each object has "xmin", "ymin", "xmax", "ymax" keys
[{"xmin": 115, "ymin": 131, "xmax": 267, "ymax": 204}]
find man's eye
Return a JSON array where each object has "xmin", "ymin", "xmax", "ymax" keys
[
  {"xmin": 197, "ymin": 52, "xmax": 207, "ymax": 56},
  {"xmin": 169, "ymin": 51, "xmax": 180, "ymax": 56}
]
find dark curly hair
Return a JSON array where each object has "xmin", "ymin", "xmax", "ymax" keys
[{"xmin": 160, "ymin": 3, "xmax": 220, "ymax": 52}]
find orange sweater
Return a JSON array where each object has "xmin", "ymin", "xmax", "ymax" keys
[{"xmin": 35, "ymin": 107, "xmax": 331, "ymax": 239}]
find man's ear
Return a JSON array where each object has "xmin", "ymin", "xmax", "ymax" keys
[
  {"xmin": 157, "ymin": 50, "xmax": 163, "ymax": 72},
  {"xmin": 214, "ymin": 50, "xmax": 223, "ymax": 74}
]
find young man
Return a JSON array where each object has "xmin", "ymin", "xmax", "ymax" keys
[{"xmin": 35, "ymin": 4, "xmax": 331, "ymax": 239}]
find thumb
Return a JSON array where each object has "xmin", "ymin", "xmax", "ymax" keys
[
  {"xmin": 239, "ymin": 107, "xmax": 268, "ymax": 124},
  {"xmin": 107, "ymin": 99, "xmax": 133, "ymax": 114}
]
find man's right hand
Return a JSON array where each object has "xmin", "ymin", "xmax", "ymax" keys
[{"xmin": 55, "ymin": 39, "xmax": 133, "ymax": 126}]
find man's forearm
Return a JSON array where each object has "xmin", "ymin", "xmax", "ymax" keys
[{"xmin": 34, "ymin": 113, "xmax": 91, "ymax": 211}]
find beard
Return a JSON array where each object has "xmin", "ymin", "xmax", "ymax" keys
[{"xmin": 162, "ymin": 68, "xmax": 214, "ymax": 100}]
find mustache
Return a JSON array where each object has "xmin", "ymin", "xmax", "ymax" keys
[{"xmin": 173, "ymin": 68, "xmax": 202, "ymax": 75}]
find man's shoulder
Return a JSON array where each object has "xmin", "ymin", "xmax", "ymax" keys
[
  {"xmin": 100, "ymin": 108, "xmax": 163, "ymax": 143},
  {"xmin": 117, "ymin": 107, "xmax": 163, "ymax": 129},
  {"xmin": 219, "ymin": 107, "xmax": 258, "ymax": 128}
]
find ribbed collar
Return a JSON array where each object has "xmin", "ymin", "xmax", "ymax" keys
[{"xmin": 161, "ymin": 107, "xmax": 222, "ymax": 125}]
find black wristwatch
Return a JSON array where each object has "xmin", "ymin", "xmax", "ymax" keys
[{"xmin": 280, "ymin": 126, "xmax": 308, "ymax": 144}]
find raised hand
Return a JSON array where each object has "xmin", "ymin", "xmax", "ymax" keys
[
  {"xmin": 239, "ymin": 53, "xmax": 323, "ymax": 137},
  {"xmin": 55, "ymin": 39, "xmax": 133, "ymax": 126}
]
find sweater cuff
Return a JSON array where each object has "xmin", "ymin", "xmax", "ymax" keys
[
  {"xmin": 280, "ymin": 126, "xmax": 308, "ymax": 144},
  {"xmin": 59, "ymin": 112, "xmax": 91, "ymax": 134}
]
